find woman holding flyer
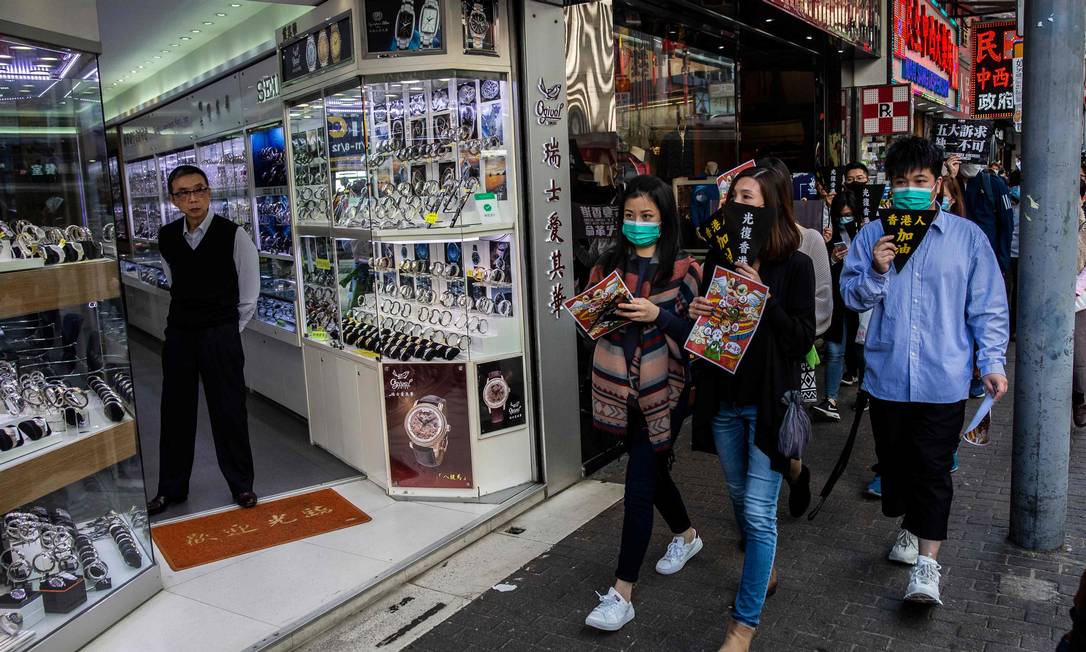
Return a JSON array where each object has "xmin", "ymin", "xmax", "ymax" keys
[
  {"xmin": 688, "ymin": 166, "xmax": 816, "ymax": 651},
  {"xmin": 582, "ymin": 175, "xmax": 703, "ymax": 633}
]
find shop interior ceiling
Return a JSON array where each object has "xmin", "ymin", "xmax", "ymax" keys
[
  {"xmin": 96, "ymin": 0, "xmax": 318, "ymax": 123},
  {"xmin": 943, "ymin": 0, "xmax": 1015, "ymax": 19}
]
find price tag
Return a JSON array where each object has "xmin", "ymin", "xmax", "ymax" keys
[
  {"xmin": 424, "ymin": 212, "xmax": 439, "ymax": 224},
  {"xmin": 315, "ymin": 258, "xmax": 332, "ymax": 270},
  {"xmin": 309, "ymin": 328, "xmax": 328, "ymax": 341}
]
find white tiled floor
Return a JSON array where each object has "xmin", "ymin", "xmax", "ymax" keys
[{"xmin": 81, "ymin": 479, "xmax": 501, "ymax": 652}]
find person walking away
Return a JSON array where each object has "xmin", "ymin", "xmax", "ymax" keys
[
  {"xmin": 812, "ymin": 190, "xmax": 861, "ymax": 424},
  {"xmin": 148, "ymin": 165, "xmax": 260, "ymax": 516},
  {"xmin": 583, "ymin": 175, "xmax": 704, "ymax": 631},
  {"xmin": 689, "ymin": 166, "xmax": 816, "ymax": 650},
  {"xmin": 1072, "ymin": 166, "xmax": 1086, "ymax": 427},
  {"xmin": 840, "ymin": 137, "xmax": 1008, "ymax": 605}
]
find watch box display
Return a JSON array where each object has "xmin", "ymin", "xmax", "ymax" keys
[
  {"xmin": 258, "ymin": 258, "xmax": 298, "ymax": 333},
  {"xmin": 299, "ymin": 235, "xmax": 340, "ymax": 345},
  {"xmin": 288, "ymin": 98, "xmax": 331, "ymax": 226}
]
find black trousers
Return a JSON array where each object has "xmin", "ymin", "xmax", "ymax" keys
[
  {"xmin": 158, "ymin": 321, "xmax": 254, "ymax": 498},
  {"xmin": 615, "ymin": 410, "xmax": 691, "ymax": 583},
  {"xmin": 869, "ymin": 397, "xmax": 965, "ymax": 541}
]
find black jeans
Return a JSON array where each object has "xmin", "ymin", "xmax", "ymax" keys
[
  {"xmin": 158, "ymin": 321, "xmax": 254, "ymax": 498},
  {"xmin": 869, "ymin": 397, "xmax": 965, "ymax": 541},
  {"xmin": 615, "ymin": 409, "xmax": 691, "ymax": 583}
]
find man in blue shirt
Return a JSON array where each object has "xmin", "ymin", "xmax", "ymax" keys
[{"xmin": 840, "ymin": 137, "xmax": 1009, "ymax": 606}]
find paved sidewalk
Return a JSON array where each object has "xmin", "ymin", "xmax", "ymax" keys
[{"xmin": 407, "ymin": 351, "xmax": 1086, "ymax": 651}]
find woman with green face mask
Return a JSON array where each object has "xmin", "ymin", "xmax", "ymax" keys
[{"xmin": 583, "ymin": 176, "xmax": 703, "ymax": 633}]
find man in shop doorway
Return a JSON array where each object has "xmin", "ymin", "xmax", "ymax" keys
[{"xmin": 146, "ymin": 164, "xmax": 260, "ymax": 516}]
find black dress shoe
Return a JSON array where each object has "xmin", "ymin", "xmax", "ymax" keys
[
  {"xmin": 147, "ymin": 495, "xmax": 186, "ymax": 516},
  {"xmin": 234, "ymin": 491, "xmax": 258, "ymax": 509}
]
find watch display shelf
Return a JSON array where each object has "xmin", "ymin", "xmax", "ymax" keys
[
  {"xmin": 123, "ymin": 157, "xmax": 162, "ymax": 243},
  {"xmin": 156, "ymin": 148, "xmax": 197, "ymax": 226},
  {"xmin": 256, "ymin": 256, "xmax": 298, "ymax": 335},
  {"xmin": 360, "ymin": 73, "xmax": 514, "ymax": 233},
  {"xmin": 288, "ymin": 98, "xmax": 331, "ymax": 228},
  {"xmin": 298, "ymin": 234, "xmax": 340, "ymax": 346},
  {"xmin": 197, "ymin": 134, "xmax": 252, "ymax": 232}
]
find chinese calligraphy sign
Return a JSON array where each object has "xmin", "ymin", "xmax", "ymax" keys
[
  {"xmin": 932, "ymin": 118, "xmax": 994, "ymax": 163},
  {"xmin": 971, "ymin": 21, "xmax": 1018, "ymax": 119},
  {"xmin": 697, "ymin": 203, "xmax": 773, "ymax": 266},
  {"xmin": 878, "ymin": 208, "xmax": 936, "ymax": 272}
]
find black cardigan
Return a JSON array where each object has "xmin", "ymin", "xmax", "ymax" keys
[
  {"xmin": 825, "ymin": 217, "xmax": 858, "ymax": 337},
  {"xmin": 691, "ymin": 250, "xmax": 816, "ymax": 473}
]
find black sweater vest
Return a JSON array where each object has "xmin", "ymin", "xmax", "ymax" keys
[{"xmin": 159, "ymin": 215, "xmax": 240, "ymax": 330}]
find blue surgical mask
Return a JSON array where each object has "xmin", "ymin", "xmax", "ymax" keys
[
  {"xmin": 940, "ymin": 196, "xmax": 952, "ymax": 212},
  {"xmin": 622, "ymin": 220, "xmax": 661, "ymax": 247},
  {"xmin": 892, "ymin": 186, "xmax": 937, "ymax": 211},
  {"xmin": 839, "ymin": 214, "xmax": 854, "ymax": 225}
]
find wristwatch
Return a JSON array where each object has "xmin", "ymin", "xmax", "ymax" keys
[
  {"xmin": 482, "ymin": 371, "xmax": 510, "ymax": 424},
  {"xmin": 395, "ymin": 0, "xmax": 416, "ymax": 50},
  {"xmin": 305, "ymin": 34, "xmax": 317, "ymax": 72},
  {"xmin": 468, "ymin": 2, "xmax": 489, "ymax": 50},
  {"xmin": 419, "ymin": 0, "xmax": 441, "ymax": 48},
  {"xmin": 404, "ymin": 395, "xmax": 450, "ymax": 467}
]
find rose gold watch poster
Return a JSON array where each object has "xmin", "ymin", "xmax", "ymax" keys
[
  {"xmin": 384, "ymin": 362, "xmax": 473, "ymax": 488},
  {"xmin": 476, "ymin": 356, "xmax": 527, "ymax": 435}
]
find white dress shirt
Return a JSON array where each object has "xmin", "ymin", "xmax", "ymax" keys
[{"xmin": 160, "ymin": 215, "xmax": 260, "ymax": 332}]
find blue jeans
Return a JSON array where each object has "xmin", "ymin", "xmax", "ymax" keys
[
  {"xmin": 712, "ymin": 403, "xmax": 782, "ymax": 629},
  {"xmin": 824, "ymin": 320, "xmax": 847, "ymax": 401}
]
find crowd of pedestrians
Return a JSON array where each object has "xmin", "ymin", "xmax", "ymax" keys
[{"xmin": 579, "ymin": 136, "xmax": 1016, "ymax": 651}]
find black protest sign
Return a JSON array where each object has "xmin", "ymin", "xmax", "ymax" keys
[
  {"xmin": 850, "ymin": 183, "xmax": 886, "ymax": 225},
  {"xmin": 698, "ymin": 202, "xmax": 774, "ymax": 266},
  {"xmin": 816, "ymin": 166, "xmax": 844, "ymax": 194},
  {"xmin": 878, "ymin": 208, "xmax": 937, "ymax": 273},
  {"xmin": 932, "ymin": 118, "xmax": 994, "ymax": 163}
]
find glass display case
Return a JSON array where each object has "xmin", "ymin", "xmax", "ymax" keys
[
  {"xmin": 287, "ymin": 99, "xmax": 330, "ymax": 227},
  {"xmin": 0, "ymin": 32, "xmax": 159, "ymax": 651},
  {"xmin": 257, "ymin": 257, "xmax": 298, "ymax": 333},
  {"xmin": 157, "ymin": 148, "xmax": 197, "ymax": 226},
  {"xmin": 197, "ymin": 134, "xmax": 251, "ymax": 232},
  {"xmin": 250, "ymin": 124, "xmax": 292, "ymax": 258},
  {"xmin": 124, "ymin": 157, "xmax": 161, "ymax": 242},
  {"xmin": 298, "ymin": 235, "xmax": 339, "ymax": 344}
]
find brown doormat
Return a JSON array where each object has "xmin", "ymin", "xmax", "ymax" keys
[{"xmin": 151, "ymin": 488, "xmax": 371, "ymax": 571}]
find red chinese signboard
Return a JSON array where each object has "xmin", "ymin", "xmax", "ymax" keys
[
  {"xmin": 891, "ymin": 0, "xmax": 960, "ymax": 109},
  {"xmin": 971, "ymin": 20, "xmax": 1018, "ymax": 119},
  {"xmin": 761, "ymin": 0, "xmax": 881, "ymax": 55},
  {"xmin": 861, "ymin": 83, "xmax": 912, "ymax": 135}
]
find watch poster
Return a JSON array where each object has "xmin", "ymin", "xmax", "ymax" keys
[
  {"xmin": 363, "ymin": 0, "xmax": 445, "ymax": 57},
  {"xmin": 384, "ymin": 362, "xmax": 473, "ymax": 488},
  {"xmin": 280, "ymin": 13, "xmax": 353, "ymax": 86},
  {"xmin": 476, "ymin": 356, "xmax": 527, "ymax": 435},
  {"xmin": 877, "ymin": 208, "xmax": 936, "ymax": 273},
  {"xmin": 461, "ymin": 1, "xmax": 499, "ymax": 56}
]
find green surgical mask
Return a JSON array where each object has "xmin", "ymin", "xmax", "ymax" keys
[
  {"xmin": 892, "ymin": 186, "xmax": 937, "ymax": 210},
  {"xmin": 622, "ymin": 220, "xmax": 661, "ymax": 246}
]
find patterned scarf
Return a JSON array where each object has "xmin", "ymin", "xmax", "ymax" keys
[{"xmin": 591, "ymin": 254, "xmax": 701, "ymax": 449}]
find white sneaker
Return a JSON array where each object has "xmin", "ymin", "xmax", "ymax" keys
[
  {"xmin": 904, "ymin": 555, "xmax": 943, "ymax": 604},
  {"xmin": 655, "ymin": 531, "xmax": 703, "ymax": 575},
  {"xmin": 888, "ymin": 529, "xmax": 919, "ymax": 565},
  {"xmin": 584, "ymin": 587, "xmax": 635, "ymax": 631}
]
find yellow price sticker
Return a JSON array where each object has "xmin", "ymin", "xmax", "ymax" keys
[
  {"xmin": 424, "ymin": 212, "xmax": 439, "ymax": 224},
  {"xmin": 309, "ymin": 328, "xmax": 328, "ymax": 341},
  {"xmin": 315, "ymin": 258, "xmax": 332, "ymax": 270}
]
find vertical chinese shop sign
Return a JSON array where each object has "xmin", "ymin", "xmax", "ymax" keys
[
  {"xmin": 971, "ymin": 21, "xmax": 1018, "ymax": 119},
  {"xmin": 520, "ymin": 1, "xmax": 581, "ymax": 493}
]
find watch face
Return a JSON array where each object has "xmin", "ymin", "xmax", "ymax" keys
[
  {"xmin": 431, "ymin": 88, "xmax": 449, "ymax": 111},
  {"xmin": 420, "ymin": 7, "xmax": 440, "ymax": 35},
  {"xmin": 481, "ymin": 79, "xmax": 501, "ymax": 102},
  {"xmin": 483, "ymin": 379, "xmax": 509, "ymax": 408},
  {"xmin": 396, "ymin": 10, "xmax": 415, "ymax": 41},
  {"xmin": 317, "ymin": 29, "xmax": 330, "ymax": 67},
  {"xmin": 405, "ymin": 404, "xmax": 447, "ymax": 446},
  {"xmin": 331, "ymin": 24, "xmax": 342, "ymax": 62},
  {"xmin": 409, "ymin": 93, "xmax": 426, "ymax": 116},
  {"xmin": 458, "ymin": 83, "xmax": 476, "ymax": 105},
  {"xmin": 390, "ymin": 98, "xmax": 405, "ymax": 119},
  {"xmin": 305, "ymin": 35, "xmax": 317, "ymax": 72},
  {"xmin": 470, "ymin": 13, "xmax": 488, "ymax": 35}
]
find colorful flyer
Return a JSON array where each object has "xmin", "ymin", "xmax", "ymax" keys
[
  {"xmin": 684, "ymin": 267, "xmax": 769, "ymax": 373},
  {"xmin": 562, "ymin": 270, "xmax": 634, "ymax": 340},
  {"xmin": 962, "ymin": 394, "xmax": 995, "ymax": 447},
  {"xmin": 878, "ymin": 208, "xmax": 937, "ymax": 272},
  {"xmin": 716, "ymin": 159, "xmax": 756, "ymax": 199}
]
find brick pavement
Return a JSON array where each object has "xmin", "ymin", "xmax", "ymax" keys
[{"xmin": 408, "ymin": 350, "xmax": 1086, "ymax": 651}]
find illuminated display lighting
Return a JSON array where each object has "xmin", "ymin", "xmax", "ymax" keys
[{"xmin": 891, "ymin": 0, "xmax": 960, "ymax": 111}]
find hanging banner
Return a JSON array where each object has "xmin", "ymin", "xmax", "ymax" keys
[
  {"xmin": 861, "ymin": 84, "xmax": 912, "ymax": 135},
  {"xmin": 932, "ymin": 118, "xmax": 994, "ymax": 163},
  {"xmin": 971, "ymin": 20, "xmax": 1018, "ymax": 119},
  {"xmin": 878, "ymin": 208, "xmax": 937, "ymax": 272}
]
